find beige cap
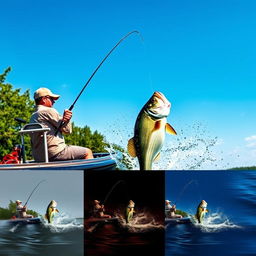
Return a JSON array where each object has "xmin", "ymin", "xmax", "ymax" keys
[
  {"xmin": 16, "ymin": 200, "xmax": 22, "ymax": 204},
  {"xmin": 34, "ymin": 87, "xmax": 60, "ymax": 100}
]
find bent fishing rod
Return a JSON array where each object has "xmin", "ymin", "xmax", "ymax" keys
[
  {"xmin": 102, "ymin": 180, "xmax": 125, "ymax": 205},
  {"xmin": 55, "ymin": 30, "xmax": 140, "ymax": 135},
  {"xmin": 24, "ymin": 180, "xmax": 46, "ymax": 207}
]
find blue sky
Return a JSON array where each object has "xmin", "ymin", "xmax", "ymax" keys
[{"xmin": 1, "ymin": 0, "xmax": 256, "ymax": 168}]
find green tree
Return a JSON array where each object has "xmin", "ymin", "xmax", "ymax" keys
[
  {"xmin": 0, "ymin": 67, "xmax": 34, "ymax": 158},
  {"xmin": 65, "ymin": 123, "xmax": 108, "ymax": 153}
]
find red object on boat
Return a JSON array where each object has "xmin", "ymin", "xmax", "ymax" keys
[{"xmin": 0, "ymin": 146, "xmax": 21, "ymax": 164}]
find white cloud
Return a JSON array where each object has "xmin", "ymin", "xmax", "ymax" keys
[
  {"xmin": 245, "ymin": 135, "xmax": 256, "ymax": 148},
  {"xmin": 245, "ymin": 135, "xmax": 256, "ymax": 141}
]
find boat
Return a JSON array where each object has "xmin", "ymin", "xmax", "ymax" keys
[
  {"xmin": 0, "ymin": 123, "xmax": 117, "ymax": 170},
  {"xmin": 85, "ymin": 216, "xmax": 119, "ymax": 224},
  {"xmin": 0, "ymin": 153, "xmax": 116, "ymax": 170},
  {"xmin": 85, "ymin": 216, "xmax": 119, "ymax": 232},
  {"xmin": 165, "ymin": 216, "xmax": 192, "ymax": 224},
  {"xmin": 8, "ymin": 217, "xmax": 42, "ymax": 225}
]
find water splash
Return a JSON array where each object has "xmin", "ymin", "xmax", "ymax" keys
[
  {"xmin": 117, "ymin": 212, "xmax": 164, "ymax": 233},
  {"xmin": 192, "ymin": 212, "xmax": 241, "ymax": 233},
  {"xmin": 9, "ymin": 223, "xmax": 20, "ymax": 232},
  {"xmin": 104, "ymin": 120, "xmax": 226, "ymax": 170},
  {"xmin": 42, "ymin": 213, "xmax": 83, "ymax": 233}
]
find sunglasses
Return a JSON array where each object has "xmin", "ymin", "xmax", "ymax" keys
[{"xmin": 44, "ymin": 96, "xmax": 55, "ymax": 103}]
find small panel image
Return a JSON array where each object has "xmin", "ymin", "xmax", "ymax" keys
[
  {"xmin": 165, "ymin": 171, "xmax": 256, "ymax": 256},
  {"xmin": 0, "ymin": 171, "xmax": 84, "ymax": 256},
  {"xmin": 85, "ymin": 171, "xmax": 165, "ymax": 256}
]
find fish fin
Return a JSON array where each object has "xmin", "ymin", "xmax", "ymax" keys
[
  {"xmin": 153, "ymin": 152, "xmax": 161, "ymax": 162},
  {"xmin": 127, "ymin": 138, "xmax": 137, "ymax": 157},
  {"xmin": 166, "ymin": 123, "xmax": 177, "ymax": 135}
]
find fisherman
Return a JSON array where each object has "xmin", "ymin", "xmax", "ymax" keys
[
  {"xmin": 16, "ymin": 200, "xmax": 34, "ymax": 218},
  {"xmin": 93, "ymin": 200, "xmax": 111, "ymax": 218},
  {"xmin": 170, "ymin": 204, "xmax": 182, "ymax": 218},
  {"xmin": 29, "ymin": 87, "xmax": 94, "ymax": 162},
  {"xmin": 165, "ymin": 200, "xmax": 172, "ymax": 217},
  {"xmin": 165, "ymin": 200, "xmax": 182, "ymax": 218}
]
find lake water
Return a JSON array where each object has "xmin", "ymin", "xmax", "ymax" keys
[
  {"xmin": 0, "ymin": 216, "xmax": 84, "ymax": 256},
  {"xmin": 85, "ymin": 217, "xmax": 164, "ymax": 256},
  {"xmin": 165, "ymin": 171, "xmax": 256, "ymax": 256}
]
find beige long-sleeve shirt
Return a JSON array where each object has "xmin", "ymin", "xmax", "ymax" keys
[{"xmin": 29, "ymin": 105, "xmax": 72, "ymax": 161}]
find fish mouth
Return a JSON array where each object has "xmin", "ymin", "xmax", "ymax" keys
[
  {"xmin": 146, "ymin": 109, "xmax": 168, "ymax": 119},
  {"xmin": 153, "ymin": 92, "xmax": 171, "ymax": 107},
  {"xmin": 145, "ymin": 92, "xmax": 171, "ymax": 119}
]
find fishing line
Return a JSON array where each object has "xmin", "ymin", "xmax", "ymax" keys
[
  {"xmin": 24, "ymin": 180, "xmax": 46, "ymax": 207},
  {"xmin": 138, "ymin": 33, "xmax": 155, "ymax": 94}
]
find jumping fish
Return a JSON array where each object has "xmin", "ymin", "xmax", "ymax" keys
[
  {"xmin": 127, "ymin": 92, "xmax": 177, "ymax": 170},
  {"xmin": 125, "ymin": 200, "xmax": 135, "ymax": 223},
  {"xmin": 45, "ymin": 200, "xmax": 59, "ymax": 224},
  {"xmin": 195, "ymin": 200, "xmax": 208, "ymax": 223}
]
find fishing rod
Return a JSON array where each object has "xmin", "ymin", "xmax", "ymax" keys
[
  {"xmin": 102, "ymin": 180, "xmax": 125, "ymax": 205},
  {"xmin": 24, "ymin": 180, "xmax": 46, "ymax": 207},
  {"xmin": 55, "ymin": 30, "xmax": 140, "ymax": 135}
]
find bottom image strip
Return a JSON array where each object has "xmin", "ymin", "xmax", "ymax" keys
[{"xmin": 0, "ymin": 170, "xmax": 255, "ymax": 256}]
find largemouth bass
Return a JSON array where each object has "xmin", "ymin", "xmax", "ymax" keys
[
  {"xmin": 127, "ymin": 92, "xmax": 177, "ymax": 170},
  {"xmin": 196, "ymin": 200, "xmax": 208, "ymax": 223},
  {"xmin": 125, "ymin": 200, "xmax": 135, "ymax": 223},
  {"xmin": 45, "ymin": 200, "xmax": 59, "ymax": 224}
]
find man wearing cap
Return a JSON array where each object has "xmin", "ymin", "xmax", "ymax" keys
[
  {"xmin": 165, "ymin": 200, "xmax": 172, "ymax": 217},
  {"xmin": 16, "ymin": 200, "xmax": 34, "ymax": 218},
  {"xmin": 29, "ymin": 87, "xmax": 93, "ymax": 162},
  {"xmin": 165, "ymin": 200, "xmax": 182, "ymax": 218},
  {"xmin": 92, "ymin": 200, "xmax": 111, "ymax": 218}
]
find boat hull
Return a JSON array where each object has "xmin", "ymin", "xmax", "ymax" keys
[
  {"xmin": 9, "ymin": 217, "xmax": 41, "ymax": 224},
  {"xmin": 165, "ymin": 217, "xmax": 191, "ymax": 224},
  {"xmin": 85, "ymin": 217, "xmax": 119, "ymax": 224},
  {"xmin": 0, "ymin": 153, "xmax": 116, "ymax": 170}
]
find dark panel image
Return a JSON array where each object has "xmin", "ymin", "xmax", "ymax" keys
[
  {"xmin": 85, "ymin": 171, "xmax": 165, "ymax": 256},
  {"xmin": 165, "ymin": 171, "xmax": 256, "ymax": 256}
]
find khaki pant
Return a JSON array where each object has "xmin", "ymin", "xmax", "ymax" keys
[{"xmin": 50, "ymin": 145, "xmax": 90, "ymax": 161}]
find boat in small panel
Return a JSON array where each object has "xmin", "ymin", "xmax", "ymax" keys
[
  {"xmin": 8, "ymin": 217, "xmax": 42, "ymax": 225},
  {"xmin": 165, "ymin": 216, "xmax": 192, "ymax": 224}
]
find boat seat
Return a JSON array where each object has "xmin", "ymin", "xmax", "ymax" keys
[{"xmin": 19, "ymin": 123, "xmax": 50, "ymax": 163}]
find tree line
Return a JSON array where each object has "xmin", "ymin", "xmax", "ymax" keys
[{"xmin": 0, "ymin": 201, "xmax": 38, "ymax": 220}]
